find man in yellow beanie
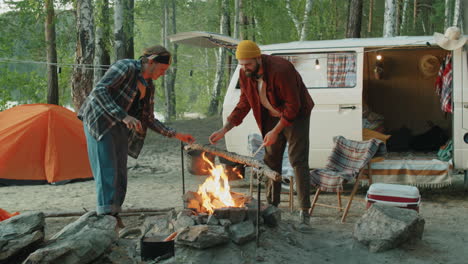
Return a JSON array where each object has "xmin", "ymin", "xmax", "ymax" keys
[{"xmin": 209, "ymin": 40, "xmax": 315, "ymax": 226}]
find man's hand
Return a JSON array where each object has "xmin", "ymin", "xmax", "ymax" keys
[
  {"xmin": 175, "ymin": 133, "xmax": 195, "ymax": 144},
  {"xmin": 263, "ymin": 130, "xmax": 279, "ymax": 146},
  {"xmin": 209, "ymin": 128, "xmax": 226, "ymax": 144},
  {"xmin": 122, "ymin": 115, "xmax": 142, "ymax": 131}
]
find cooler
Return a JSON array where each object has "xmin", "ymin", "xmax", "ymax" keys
[{"xmin": 366, "ymin": 183, "xmax": 421, "ymax": 212}]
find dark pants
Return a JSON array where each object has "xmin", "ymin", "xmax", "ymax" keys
[
  {"xmin": 263, "ymin": 114, "xmax": 311, "ymax": 209},
  {"xmin": 84, "ymin": 123, "xmax": 129, "ymax": 215}
]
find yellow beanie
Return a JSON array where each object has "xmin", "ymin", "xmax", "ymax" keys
[{"xmin": 235, "ymin": 40, "xmax": 261, "ymax": 59}]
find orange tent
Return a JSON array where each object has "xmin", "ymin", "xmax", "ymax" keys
[{"xmin": 0, "ymin": 104, "xmax": 93, "ymax": 185}]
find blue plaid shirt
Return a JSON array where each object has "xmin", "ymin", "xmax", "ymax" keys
[{"xmin": 78, "ymin": 59, "xmax": 176, "ymax": 158}]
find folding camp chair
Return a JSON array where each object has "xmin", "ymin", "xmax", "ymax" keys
[{"xmin": 309, "ymin": 136, "xmax": 386, "ymax": 223}]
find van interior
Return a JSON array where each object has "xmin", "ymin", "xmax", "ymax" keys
[{"xmin": 362, "ymin": 47, "xmax": 451, "ymax": 158}]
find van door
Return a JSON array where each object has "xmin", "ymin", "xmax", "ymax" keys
[
  {"xmin": 273, "ymin": 49, "xmax": 364, "ymax": 168},
  {"xmin": 454, "ymin": 48, "xmax": 468, "ymax": 170}
]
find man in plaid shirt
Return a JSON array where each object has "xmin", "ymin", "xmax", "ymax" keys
[{"xmin": 78, "ymin": 45, "xmax": 194, "ymax": 228}]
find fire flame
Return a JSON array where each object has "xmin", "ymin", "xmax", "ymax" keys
[{"xmin": 197, "ymin": 153, "xmax": 243, "ymax": 214}]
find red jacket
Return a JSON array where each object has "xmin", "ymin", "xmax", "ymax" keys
[{"xmin": 227, "ymin": 54, "xmax": 314, "ymax": 132}]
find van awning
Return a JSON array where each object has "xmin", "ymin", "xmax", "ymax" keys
[{"xmin": 168, "ymin": 31, "xmax": 239, "ymax": 49}]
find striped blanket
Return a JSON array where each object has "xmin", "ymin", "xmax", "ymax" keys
[
  {"xmin": 367, "ymin": 158, "xmax": 452, "ymax": 188},
  {"xmin": 310, "ymin": 136, "xmax": 386, "ymax": 192}
]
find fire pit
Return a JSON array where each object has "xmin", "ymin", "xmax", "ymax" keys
[
  {"xmin": 185, "ymin": 152, "xmax": 248, "ymax": 214},
  {"xmin": 176, "ymin": 143, "xmax": 283, "ymax": 248}
]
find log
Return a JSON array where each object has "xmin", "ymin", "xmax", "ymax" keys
[
  {"xmin": 184, "ymin": 143, "xmax": 281, "ymax": 182},
  {"xmin": 44, "ymin": 207, "xmax": 174, "ymax": 218}
]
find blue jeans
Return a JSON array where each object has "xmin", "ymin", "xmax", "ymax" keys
[{"xmin": 84, "ymin": 124, "xmax": 128, "ymax": 215}]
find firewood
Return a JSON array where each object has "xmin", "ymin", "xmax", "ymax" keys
[{"xmin": 184, "ymin": 143, "xmax": 281, "ymax": 182}]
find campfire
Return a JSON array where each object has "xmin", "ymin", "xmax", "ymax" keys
[{"xmin": 185, "ymin": 153, "xmax": 248, "ymax": 214}]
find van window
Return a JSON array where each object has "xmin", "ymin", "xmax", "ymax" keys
[{"xmin": 274, "ymin": 52, "xmax": 357, "ymax": 89}]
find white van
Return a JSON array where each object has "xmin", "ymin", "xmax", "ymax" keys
[{"xmin": 170, "ymin": 32, "xmax": 468, "ymax": 184}]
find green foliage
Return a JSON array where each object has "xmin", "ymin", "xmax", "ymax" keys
[
  {"xmin": 0, "ymin": 0, "xmax": 453, "ymax": 116},
  {"xmin": 0, "ymin": 1, "xmax": 75, "ymax": 110},
  {"xmin": 0, "ymin": 67, "xmax": 47, "ymax": 110}
]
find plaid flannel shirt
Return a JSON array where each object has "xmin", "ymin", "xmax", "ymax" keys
[{"xmin": 78, "ymin": 59, "xmax": 176, "ymax": 158}]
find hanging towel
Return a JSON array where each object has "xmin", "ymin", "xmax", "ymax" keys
[{"xmin": 435, "ymin": 53, "xmax": 453, "ymax": 113}]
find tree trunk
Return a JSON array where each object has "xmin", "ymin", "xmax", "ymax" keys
[
  {"xmin": 413, "ymin": 0, "xmax": 417, "ymax": 30},
  {"xmin": 165, "ymin": 0, "xmax": 177, "ymax": 120},
  {"xmin": 453, "ymin": 0, "xmax": 461, "ymax": 27},
  {"xmin": 161, "ymin": 0, "xmax": 176, "ymax": 120},
  {"xmin": 383, "ymin": 0, "xmax": 396, "ymax": 37},
  {"xmin": 346, "ymin": 0, "xmax": 363, "ymax": 38},
  {"xmin": 114, "ymin": 0, "xmax": 126, "ymax": 60},
  {"xmin": 45, "ymin": 0, "xmax": 59, "ymax": 105},
  {"xmin": 368, "ymin": 0, "xmax": 374, "ymax": 33},
  {"xmin": 285, "ymin": 0, "xmax": 301, "ymax": 36},
  {"xmin": 125, "ymin": 0, "xmax": 134, "ymax": 59},
  {"xmin": 208, "ymin": 0, "xmax": 229, "ymax": 116},
  {"xmin": 240, "ymin": 0, "xmax": 249, "ymax": 40},
  {"xmin": 463, "ymin": 0, "xmax": 467, "ymax": 34},
  {"xmin": 299, "ymin": 0, "xmax": 313, "ymax": 41},
  {"xmin": 233, "ymin": 0, "xmax": 240, "ymax": 39},
  {"xmin": 444, "ymin": 0, "xmax": 451, "ymax": 29},
  {"xmin": 395, "ymin": 0, "xmax": 400, "ymax": 35},
  {"xmin": 71, "ymin": 0, "xmax": 94, "ymax": 112},
  {"xmin": 94, "ymin": 0, "xmax": 111, "ymax": 86},
  {"xmin": 400, "ymin": 0, "xmax": 409, "ymax": 34}
]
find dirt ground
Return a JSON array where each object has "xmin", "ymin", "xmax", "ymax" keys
[{"xmin": 1, "ymin": 117, "xmax": 468, "ymax": 264}]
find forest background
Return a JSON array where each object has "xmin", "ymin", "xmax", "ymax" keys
[{"xmin": 0, "ymin": 0, "xmax": 464, "ymax": 120}]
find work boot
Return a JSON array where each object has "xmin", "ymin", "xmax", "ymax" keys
[
  {"xmin": 295, "ymin": 210, "xmax": 313, "ymax": 233},
  {"xmin": 299, "ymin": 209, "xmax": 310, "ymax": 225}
]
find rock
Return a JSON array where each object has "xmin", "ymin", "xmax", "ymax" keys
[
  {"xmin": 173, "ymin": 215, "xmax": 195, "ymax": 232},
  {"xmin": 229, "ymin": 221, "xmax": 255, "ymax": 245},
  {"xmin": 213, "ymin": 208, "xmax": 230, "ymax": 219},
  {"xmin": 175, "ymin": 225, "xmax": 229, "ymax": 249},
  {"xmin": 142, "ymin": 214, "xmax": 174, "ymax": 238},
  {"xmin": 98, "ymin": 239, "xmax": 138, "ymax": 264},
  {"xmin": 262, "ymin": 205, "xmax": 281, "ymax": 227},
  {"xmin": 23, "ymin": 211, "xmax": 118, "ymax": 264},
  {"xmin": 218, "ymin": 219, "xmax": 231, "ymax": 227},
  {"xmin": 0, "ymin": 212, "xmax": 45, "ymax": 263},
  {"xmin": 206, "ymin": 215, "xmax": 219, "ymax": 225},
  {"xmin": 228, "ymin": 208, "xmax": 247, "ymax": 224},
  {"xmin": 353, "ymin": 204, "xmax": 425, "ymax": 252}
]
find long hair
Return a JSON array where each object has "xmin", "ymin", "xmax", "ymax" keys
[{"xmin": 140, "ymin": 45, "xmax": 171, "ymax": 64}]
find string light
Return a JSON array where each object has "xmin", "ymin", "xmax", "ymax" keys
[
  {"xmin": 376, "ymin": 54, "xmax": 382, "ymax": 61},
  {"xmin": 0, "ymin": 39, "xmax": 429, "ymax": 71}
]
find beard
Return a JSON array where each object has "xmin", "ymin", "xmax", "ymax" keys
[{"xmin": 245, "ymin": 62, "xmax": 260, "ymax": 79}]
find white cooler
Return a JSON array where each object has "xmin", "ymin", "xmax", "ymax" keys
[{"xmin": 366, "ymin": 183, "xmax": 421, "ymax": 212}]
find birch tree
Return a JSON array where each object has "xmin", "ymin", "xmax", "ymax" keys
[
  {"xmin": 400, "ymin": 0, "xmax": 409, "ymax": 34},
  {"xmin": 163, "ymin": 0, "xmax": 177, "ymax": 120},
  {"xmin": 94, "ymin": 0, "xmax": 110, "ymax": 86},
  {"xmin": 45, "ymin": 0, "xmax": 59, "ymax": 105},
  {"xmin": 346, "ymin": 0, "xmax": 363, "ymax": 38},
  {"xmin": 71, "ymin": 0, "xmax": 94, "ymax": 111},
  {"xmin": 114, "ymin": 0, "xmax": 126, "ymax": 60},
  {"xmin": 208, "ymin": 0, "xmax": 229, "ymax": 115},
  {"xmin": 453, "ymin": 0, "xmax": 461, "ymax": 27},
  {"xmin": 383, "ymin": 0, "xmax": 396, "ymax": 37},
  {"xmin": 285, "ymin": 0, "xmax": 314, "ymax": 41}
]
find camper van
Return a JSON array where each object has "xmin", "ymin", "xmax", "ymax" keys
[{"xmin": 170, "ymin": 32, "xmax": 468, "ymax": 184}]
